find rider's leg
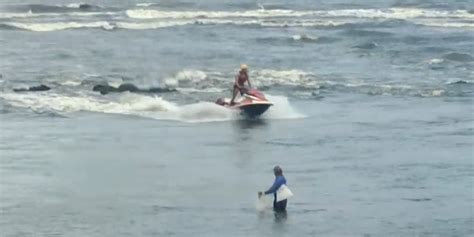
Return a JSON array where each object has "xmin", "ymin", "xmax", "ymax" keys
[{"xmin": 230, "ymin": 86, "xmax": 238, "ymax": 105}]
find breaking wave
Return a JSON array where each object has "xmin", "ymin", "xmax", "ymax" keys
[
  {"xmin": 125, "ymin": 8, "xmax": 474, "ymax": 20},
  {"xmin": 153, "ymin": 68, "xmax": 473, "ymax": 98},
  {"xmin": 1, "ymin": 21, "xmax": 116, "ymax": 31},
  {"xmin": 1, "ymin": 7, "xmax": 471, "ymax": 31},
  {"xmin": 5, "ymin": 5, "xmax": 469, "ymax": 21},
  {"xmin": 162, "ymin": 69, "xmax": 319, "ymax": 90},
  {"xmin": 164, "ymin": 68, "xmax": 474, "ymax": 98},
  {"xmin": 0, "ymin": 19, "xmax": 352, "ymax": 32},
  {"xmin": 446, "ymin": 80, "xmax": 474, "ymax": 85},
  {"xmin": 252, "ymin": 69, "xmax": 318, "ymax": 89},
  {"xmin": 2, "ymin": 3, "xmax": 103, "ymax": 13},
  {"xmin": 125, "ymin": 9, "xmax": 313, "ymax": 19}
]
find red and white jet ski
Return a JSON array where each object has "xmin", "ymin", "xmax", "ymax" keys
[{"xmin": 215, "ymin": 88, "xmax": 273, "ymax": 118}]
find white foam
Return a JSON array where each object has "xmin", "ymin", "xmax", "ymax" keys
[
  {"xmin": 176, "ymin": 70, "xmax": 208, "ymax": 82},
  {"xmin": 65, "ymin": 3, "xmax": 83, "ymax": 8},
  {"xmin": 292, "ymin": 34, "xmax": 318, "ymax": 41},
  {"xmin": 0, "ymin": 90, "xmax": 304, "ymax": 122},
  {"xmin": 136, "ymin": 3, "xmax": 154, "ymax": 7},
  {"xmin": 125, "ymin": 8, "xmax": 474, "ymax": 30},
  {"xmin": 163, "ymin": 69, "xmax": 225, "ymax": 89},
  {"xmin": 0, "ymin": 92, "xmax": 170, "ymax": 113},
  {"xmin": 431, "ymin": 90, "xmax": 444, "ymax": 97},
  {"xmin": 119, "ymin": 18, "xmax": 349, "ymax": 30},
  {"xmin": 115, "ymin": 21, "xmax": 191, "ymax": 30},
  {"xmin": 1, "ymin": 7, "xmax": 471, "ymax": 31},
  {"xmin": 125, "ymin": 8, "xmax": 474, "ymax": 20},
  {"xmin": 177, "ymin": 88, "xmax": 226, "ymax": 93},
  {"xmin": 0, "ymin": 11, "xmax": 116, "ymax": 19},
  {"xmin": 164, "ymin": 78, "xmax": 179, "ymax": 88},
  {"xmin": 0, "ymin": 92, "xmax": 237, "ymax": 123},
  {"xmin": 262, "ymin": 94, "xmax": 305, "ymax": 119},
  {"xmin": 126, "ymin": 9, "xmax": 313, "ymax": 19},
  {"xmin": 413, "ymin": 20, "xmax": 474, "ymax": 28},
  {"xmin": 59, "ymin": 80, "xmax": 82, "ymax": 86},
  {"xmin": 166, "ymin": 68, "xmax": 320, "ymax": 90},
  {"xmin": 1, "ymin": 7, "xmax": 470, "ymax": 21},
  {"xmin": 379, "ymin": 84, "xmax": 412, "ymax": 90},
  {"xmin": 176, "ymin": 102, "xmax": 237, "ymax": 122},
  {"xmin": 105, "ymin": 78, "xmax": 124, "ymax": 88},
  {"xmin": 0, "ymin": 18, "xmax": 349, "ymax": 32},
  {"xmin": 260, "ymin": 19, "xmax": 349, "ymax": 27},
  {"xmin": 0, "ymin": 12, "xmax": 58, "ymax": 18},
  {"xmin": 253, "ymin": 69, "xmax": 318, "ymax": 88},
  {"xmin": 324, "ymin": 8, "xmax": 474, "ymax": 19},
  {"xmin": 428, "ymin": 58, "xmax": 444, "ymax": 65},
  {"xmin": 5, "ymin": 21, "xmax": 114, "ymax": 31}
]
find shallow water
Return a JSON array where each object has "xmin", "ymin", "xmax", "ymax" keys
[{"xmin": 0, "ymin": 0, "xmax": 473, "ymax": 236}]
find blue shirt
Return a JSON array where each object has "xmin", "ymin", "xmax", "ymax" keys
[{"xmin": 264, "ymin": 175, "xmax": 287, "ymax": 195}]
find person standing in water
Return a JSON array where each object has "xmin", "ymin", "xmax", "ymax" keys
[
  {"xmin": 230, "ymin": 64, "xmax": 252, "ymax": 105},
  {"xmin": 259, "ymin": 166, "xmax": 288, "ymax": 213}
]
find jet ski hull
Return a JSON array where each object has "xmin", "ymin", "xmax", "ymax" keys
[
  {"xmin": 215, "ymin": 89, "xmax": 273, "ymax": 118},
  {"xmin": 235, "ymin": 103, "xmax": 272, "ymax": 118}
]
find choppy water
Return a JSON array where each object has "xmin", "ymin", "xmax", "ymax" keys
[{"xmin": 0, "ymin": 0, "xmax": 473, "ymax": 236}]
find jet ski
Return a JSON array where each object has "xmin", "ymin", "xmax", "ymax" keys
[{"xmin": 215, "ymin": 88, "xmax": 273, "ymax": 118}]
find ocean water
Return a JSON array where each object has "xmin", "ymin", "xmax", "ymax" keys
[{"xmin": 0, "ymin": 0, "xmax": 473, "ymax": 236}]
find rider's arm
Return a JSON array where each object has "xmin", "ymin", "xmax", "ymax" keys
[
  {"xmin": 264, "ymin": 177, "xmax": 285, "ymax": 195},
  {"xmin": 247, "ymin": 78, "xmax": 252, "ymax": 88}
]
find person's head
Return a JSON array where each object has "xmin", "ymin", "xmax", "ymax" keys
[
  {"xmin": 240, "ymin": 64, "xmax": 248, "ymax": 73},
  {"xmin": 273, "ymin": 165, "xmax": 283, "ymax": 176}
]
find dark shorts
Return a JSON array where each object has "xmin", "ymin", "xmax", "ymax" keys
[
  {"xmin": 233, "ymin": 85, "xmax": 246, "ymax": 95},
  {"xmin": 273, "ymin": 199, "xmax": 287, "ymax": 212}
]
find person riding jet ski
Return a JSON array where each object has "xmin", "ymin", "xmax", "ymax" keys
[{"xmin": 230, "ymin": 64, "xmax": 252, "ymax": 105}]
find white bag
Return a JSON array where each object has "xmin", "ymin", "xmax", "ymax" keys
[
  {"xmin": 276, "ymin": 184, "xmax": 293, "ymax": 202},
  {"xmin": 255, "ymin": 194, "xmax": 272, "ymax": 211}
]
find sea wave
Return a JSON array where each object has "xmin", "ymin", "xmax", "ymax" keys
[
  {"xmin": 163, "ymin": 69, "xmax": 319, "ymax": 90},
  {"xmin": 135, "ymin": 3, "xmax": 157, "ymax": 7},
  {"xmin": 412, "ymin": 19, "xmax": 474, "ymax": 28},
  {"xmin": 323, "ymin": 8, "xmax": 474, "ymax": 19},
  {"xmin": 161, "ymin": 68, "xmax": 465, "ymax": 99},
  {"xmin": 2, "ymin": 21, "xmax": 115, "ymax": 31},
  {"xmin": 0, "ymin": 11, "xmax": 117, "ymax": 19},
  {"xmin": 3, "ymin": 66, "xmax": 471, "ymax": 101},
  {"xmin": 122, "ymin": 8, "xmax": 474, "ymax": 29},
  {"xmin": 4, "ymin": 4, "xmax": 471, "ymax": 20},
  {"xmin": 253, "ymin": 69, "xmax": 318, "ymax": 88},
  {"xmin": 0, "ymin": 7, "xmax": 471, "ymax": 30},
  {"xmin": 1, "ymin": 3, "xmax": 102, "ymax": 13},
  {"xmin": 125, "ymin": 9, "xmax": 313, "ymax": 19},
  {"xmin": 125, "ymin": 8, "xmax": 474, "ymax": 20},
  {"xmin": 0, "ymin": 18, "xmax": 353, "ymax": 32},
  {"xmin": 446, "ymin": 79, "xmax": 474, "ymax": 85},
  {"xmin": 2, "ymin": 8, "xmax": 471, "ymax": 32}
]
